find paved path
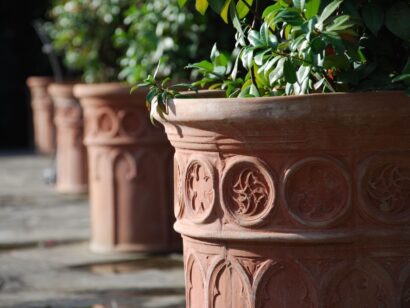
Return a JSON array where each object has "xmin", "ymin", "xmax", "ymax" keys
[{"xmin": 0, "ymin": 154, "xmax": 185, "ymax": 307}]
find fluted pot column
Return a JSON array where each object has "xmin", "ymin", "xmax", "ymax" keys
[
  {"xmin": 74, "ymin": 83, "xmax": 180, "ymax": 253},
  {"xmin": 156, "ymin": 91, "xmax": 410, "ymax": 307},
  {"xmin": 48, "ymin": 83, "xmax": 88, "ymax": 194},
  {"xmin": 26, "ymin": 76, "xmax": 55, "ymax": 155}
]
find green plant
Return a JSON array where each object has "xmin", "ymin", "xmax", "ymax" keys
[
  {"xmin": 141, "ymin": 0, "xmax": 410, "ymax": 114},
  {"xmin": 47, "ymin": 0, "xmax": 132, "ymax": 83},
  {"xmin": 114, "ymin": 0, "xmax": 209, "ymax": 84}
]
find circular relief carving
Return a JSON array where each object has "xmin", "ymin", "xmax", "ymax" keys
[
  {"xmin": 96, "ymin": 107, "xmax": 119, "ymax": 137},
  {"xmin": 184, "ymin": 156, "xmax": 216, "ymax": 223},
  {"xmin": 283, "ymin": 157, "xmax": 352, "ymax": 227},
  {"xmin": 359, "ymin": 154, "xmax": 410, "ymax": 225},
  {"xmin": 221, "ymin": 157, "xmax": 275, "ymax": 227},
  {"xmin": 119, "ymin": 109, "xmax": 144, "ymax": 136}
]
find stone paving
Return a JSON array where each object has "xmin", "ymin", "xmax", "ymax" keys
[{"xmin": 0, "ymin": 153, "xmax": 185, "ymax": 308}]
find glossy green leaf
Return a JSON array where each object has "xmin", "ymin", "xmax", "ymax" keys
[
  {"xmin": 210, "ymin": 44, "xmax": 220, "ymax": 60},
  {"xmin": 236, "ymin": 0, "xmax": 253, "ymax": 18},
  {"xmin": 326, "ymin": 15, "xmax": 355, "ymax": 32},
  {"xmin": 187, "ymin": 60, "xmax": 214, "ymax": 71},
  {"xmin": 317, "ymin": 0, "xmax": 343, "ymax": 27},
  {"xmin": 275, "ymin": 8, "xmax": 304, "ymax": 26},
  {"xmin": 297, "ymin": 65, "xmax": 310, "ymax": 84},
  {"xmin": 196, "ymin": 0, "xmax": 209, "ymax": 14},
  {"xmin": 248, "ymin": 30, "xmax": 263, "ymax": 47},
  {"xmin": 392, "ymin": 74, "xmax": 410, "ymax": 83},
  {"xmin": 220, "ymin": 0, "xmax": 232, "ymax": 23},
  {"xmin": 249, "ymin": 84, "xmax": 260, "ymax": 96},
  {"xmin": 305, "ymin": 0, "xmax": 320, "ymax": 19},
  {"xmin": 293, "ymin": 0, "xmax": 305, "ymax": 10},
  {"xmin": 269, "ymin": 58, "xmax": 286, "ymax": 85}
]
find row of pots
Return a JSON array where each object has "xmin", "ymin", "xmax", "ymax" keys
[
  {"xmin": 27, "ymin": 76, "xmax": 180, "ymax": 253},
  {"xmin": 27, "ymin": 78, "xmax": 410, "ymax": 307}
]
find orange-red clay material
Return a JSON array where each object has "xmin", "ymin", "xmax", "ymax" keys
[
  {"xmin": 26, "ymin": 76, "xmax": 56, "ymax": 155},
  {"xmin": 74, "ymin": 83, "xmax": 180, "ymax": 253},
  {"xmin": 48, "ymin": 83, "xmax": 88, "ymax": 194},
  {"xmin": 156, "ymin": 91, "xmax": 410, "ymax": 307}
]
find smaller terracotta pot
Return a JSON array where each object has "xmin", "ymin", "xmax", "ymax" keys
[
  {"xmin": 48, "ymin": 83, "xmax": 88, "ymax": 194},
  {"xmin": 26, "ymin": 76, "xmax": 56, "ymax": 155},
  {"xmin": 74, "ymin": 83, "xmax": 180, "ymax": 253}
]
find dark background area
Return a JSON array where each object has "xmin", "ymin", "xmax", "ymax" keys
[{"xmin": 0, "ymin": 0, "xmax": 51, "ymax": 150}]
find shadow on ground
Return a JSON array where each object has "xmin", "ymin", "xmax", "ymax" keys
[{"xmin": 0, "ymin": 154, "xmax": 185, "ymax": 308}]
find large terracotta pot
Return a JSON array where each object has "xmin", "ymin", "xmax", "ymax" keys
[
  {"xmin": 74, "ymin": 83, "xmax": 180, "ymax": 253},
  {"xmin": 156, "ymin": 91, "xmax": 410, "ymax": 307},
  {"xmin": 26, "ymin": 76, "xmax": 56, "ymax": 155},
  {"xmin": 48, "ymin": 83, "xmax": 88, "ymax": 194}
]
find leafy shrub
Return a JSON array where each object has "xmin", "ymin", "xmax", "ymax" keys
[
  {"xmin": 188, "ymin": 0, "xmax": 410, "ymax": 97},
  {"xmin": 47, "ymin": 0, "xmax": 132, "ymax": 83},
  {"xmin": 141, "ymin": 0, "xmax": 410, "ymax": 111},
  {"xmin": 114, "ymin": 0, "xmax": 234, "ymax": 84}
]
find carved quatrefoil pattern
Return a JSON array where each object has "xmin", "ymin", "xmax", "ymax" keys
[
  {"xmin": 176, "ymin": 153, "xmax": 410, "ymax": 228},
  {"xmin": 183, "ymin": 156, "xmax": 216, "ymax": 223}
]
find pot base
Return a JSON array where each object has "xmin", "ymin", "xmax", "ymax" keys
[{"xmin": 183, "ymin": 236, "xmax": 406, "ymax": 307}]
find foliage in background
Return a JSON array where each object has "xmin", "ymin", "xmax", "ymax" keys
[
  {"xmin": 47, "ymin": 0, "xmax": 132, "ymax": 83},
  {"xmin": 141, "ymin": 0, "xmax": 410, "ymax": 114},
  {"xmin": 114, "ymin": 0, "xmax": 205, "ymax": 84}
]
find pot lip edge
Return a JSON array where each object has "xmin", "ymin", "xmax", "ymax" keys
[
  {"xmin": 73, "ymin": 82, "xmax": 147, "ymax": 99},
  {"xmin": 155, "ymin": 90, "xmax": 409, "ymax": 124},
  {"xmin": 26, "ymin": 76, "xmax": 54, "ymax": 87},
  {"xmin": 173, "ymin": 89, "xmax": 407, "ymax": 103}
]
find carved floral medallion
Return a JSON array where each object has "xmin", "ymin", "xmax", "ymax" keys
[
  {"xmin": 221, "ymin": 157, "xmax": 275, "ymax": 227},
  {"xmin": 359, "ymin": 153, "xmax": 410, "ymax": 224},
  {"xmin": 184, "ymin": 157, "xmax": 216, "ymax": 223},
  {"xmin": 284, "ymin": 157, "xmax": 352, "ymax": 227}
]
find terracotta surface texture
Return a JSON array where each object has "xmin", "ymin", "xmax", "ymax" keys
[
  {"xmin": 48, "ymin": 83, "xmax": 88, "ymax": 194},
  {"xmin": 74, "ymin": 83, "xmax": 180, "ymax": 253},
  {"xmin": 26, "ymin": 76, "xmax": 56, "ymax": 155},
  {"xmin": 156, "ymin": 91, "xmax": 410, "ymax": 307}
]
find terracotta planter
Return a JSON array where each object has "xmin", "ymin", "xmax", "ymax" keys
[
  {"xmin": 157, "ymin": 91, "xmax": 410, "ymax": 307},
  {"xmin": 48, "ymin": 83, "xmax": 88, "ymax": 194},
  {"xmin": 26, "ymin": 76, "xmax": 56, "ymax": 155},
  {"xmin": 74, "ymin": 83, "xmax": 180, "ymax": 253}
]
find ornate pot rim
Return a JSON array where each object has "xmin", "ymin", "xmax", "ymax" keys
[
  {"xmin": 73, "ymin": 82, "xmax": 146, "ymax": 104},
  {"xmin": 48, "ymin": 82, "xmax": 77, "ymax": 99},
  {"xmin": 26, "ymin": 76, "xmax": 53, "ymax": 87},
  {"xmin": 161, "ymin": 90, "xmax": 410, "ymax": 243},
  {"xmin": 155, "ymin": 91, "xmax": 409, "ymax": 125}
]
